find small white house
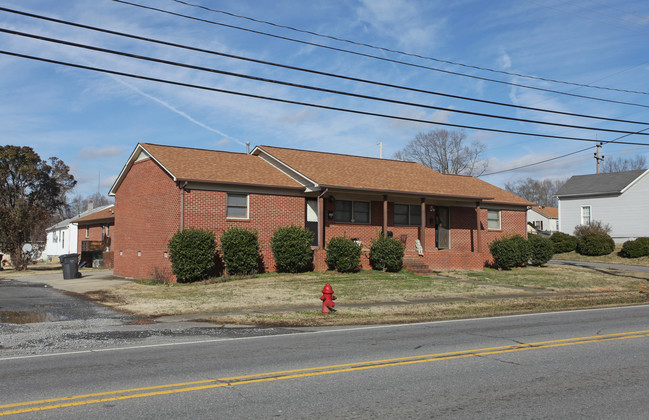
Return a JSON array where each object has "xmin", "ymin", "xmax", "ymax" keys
[
  {"xmin": 43, "ymin": 203, "xmax": 113, "ymax": 262},
  {"xmin": 556, "ymin": 169, "xmax": 649, "ymax": 243},
  {"xmin": 527, "ymin": 206, "xmax": 558, "ymax": 233}
]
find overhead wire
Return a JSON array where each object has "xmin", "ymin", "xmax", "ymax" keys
[
  {"xmin": 3, "ymin": 49, "xmax": 649, "ymax": 146},
  {"xmin": 168, "ymin": 0, "xmax": 649, "ymax": 96},
  {"xmin": 481, "ymin": 127, "xmax": 649, "ymax": 176},
  {"xmin": 110, "ymin": 0, "xmax": 649, "ymax": 106},
  {"xmin": 4, "ymin": 27, "xmax": 649, "ymax": 137},
  {"xmin": 3, "ymin": 7, "xmax": 648, "ymax": 124}
]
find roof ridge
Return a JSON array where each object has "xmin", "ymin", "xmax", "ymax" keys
[
  {"xmin": 259, "ymin": 144, "xmax": 419, "ymax": 164},
  {"xmin": 141, "ymin": 142, "xmax": 250, "ymax": 157}
]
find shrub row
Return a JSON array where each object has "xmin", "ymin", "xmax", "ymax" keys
[
  {"xmin": 620, "ymin": 237, "xmax": 649, "ymax": 258},
  {"xmin": 550, "ymin": 229, "xmax": 617, "ymax": 257},
  {"xmin": 489, "ymin": 234, "xmax": 554, "ymax": 270}
]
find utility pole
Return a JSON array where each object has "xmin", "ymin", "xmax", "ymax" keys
[
  {"xmin": 378, "ymin": 141, "xmax": 383, "ymax": 159},
  {"xmin": 594, "ymin": 142, "xmax": 605, "ymax": 174}
]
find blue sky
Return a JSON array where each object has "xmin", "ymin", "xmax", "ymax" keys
[{"xmin": 1, "ymin": 0, "xmax": 648, "ymax": 197}]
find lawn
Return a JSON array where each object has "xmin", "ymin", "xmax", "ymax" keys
[{"xmin": 85, "ymin": 263, "xmax": 649, "ymax": 327}]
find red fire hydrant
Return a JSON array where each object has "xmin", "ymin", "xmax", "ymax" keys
[{"xmin": 320, "ymin": 283, "xmax": 337, "ymax": 314}]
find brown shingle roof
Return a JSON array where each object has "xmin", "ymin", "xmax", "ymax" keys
[
  {"xmin": 258, "ymin": 146, "xmax": 532, "ymax": 205},
  {"xmin": 141, "ymin": 143, "xmax": 302, "ymax": 189},
  {"xmin": 531, "ymin": 206, "xmax": 558, "ymax": 218},
  {"xmin": 73, "ymin": 205, "xmax": 115, "ymax": 224}
]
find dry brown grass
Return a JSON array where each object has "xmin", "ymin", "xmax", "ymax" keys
[
  {"xmin": 84, "ymin": 266, "xmax": 649, "ymax": 326},
  {"xmin": 553, "ymin": 244, "xmax": 649, "ymax": 267}
]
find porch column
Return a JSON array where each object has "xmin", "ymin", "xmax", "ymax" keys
[
  {"xmin": 420, "ymin": 198, "xmax": 426, "ymax": 250},
  {"xmin": 318, "ymin": 195, "xmax": 324, "ymax": 249},
  {"xmin": 475, "ymin": 202, "xmax": 482, "ymax": 253},
  {"xmin": 382, "ymin": 195, "xmax": 388, "ymax": 238}
]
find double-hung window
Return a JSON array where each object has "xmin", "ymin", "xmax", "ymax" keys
[
  {"xmin": 335, "ymin": 200, "xmax": 369, "ymax": 224},
  {"xmin": 487, "ymin": 210, "xmax": 501, "ymax": 230},
  {"xmin": 227, "ymin": 193, "xmax": 249, "ymax": 219},
  {"xmin": 581, "ymin": 206, "xmax": 591, "ymax": 225},
  {"xmin": 394, "ymin": 204, "xmax": 421, "ymax": 226}
]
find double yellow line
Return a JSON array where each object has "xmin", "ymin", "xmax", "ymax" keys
[{"xmin": 2, "ymin": 330, "xmax": 649, "ymax": 416}]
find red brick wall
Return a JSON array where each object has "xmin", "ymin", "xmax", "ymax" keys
[
  {"xmin": 76, "ymin": 222, "xmax": 114, "ymax": 253},
  {"xmin": 113, "ymin": 158, "xmax": 180, "ymax": 279},
  {"xmin": 183, "ymin": 190, "xmax": 304, "ymax": 272}
]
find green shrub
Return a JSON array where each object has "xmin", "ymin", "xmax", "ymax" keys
[
  {"xmin": 168, "ymin": 228, "xmax": 217, "ymax": 283},
  {"xmin": 489, "ymin": 235, "xmax": 531, "ymax": 270},
  {"xmin": 270, "ymin": 225, "xmax": 314, "ymax": 273},
  {"xmin": 528, "ymin": 235, "xmax": 555, "ymax": 266},
  {"xmin": 369, "ymin": 236, "xmax": 404, "ymax": 272},
  {"xmin": 220, "ymin": 227, "xmax": 260, "ymax": 275},
  {"xmin": 573, "ymin": 221, "xmax": 612, "ymax": 239},
  {"xmin": 576, "ymin": 232, "xmax": 615, "ymax": 256},
  {"xmin": 550, "ymin": 232, "xmax": 578, "ymax": 253},
  {"xmin": 325, "ymin": 236, "xmax": 362, "ymax": 273},
  {"xmin": 619, "ymin": 237, "xmax": 649, "ymax": 258}
]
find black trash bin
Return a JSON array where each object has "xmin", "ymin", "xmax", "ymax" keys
[{"xmin": 60, "ymin": 253, "xmax": 81, "ymax": 279}]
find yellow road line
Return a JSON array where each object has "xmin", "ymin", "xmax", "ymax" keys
[{"xmin": 2, "ymin": 329, "xmax": 648, "ymax": 416}]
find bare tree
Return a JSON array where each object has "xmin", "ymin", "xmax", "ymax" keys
[
  {"xmin": 601, "ymin": 155, "xmax": 646, "ymax": 173},
  {"xmin": 393, "ymin": 129, "xmax": 488, "ymax": 176},
  {"xmin": 504, "ymin": 177, "xmax": 566, "ymax": 207}
]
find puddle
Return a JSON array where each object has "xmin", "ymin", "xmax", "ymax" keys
[{"xmin": 0, "ymin": 311, "xmax": 69, "ymax": 324}]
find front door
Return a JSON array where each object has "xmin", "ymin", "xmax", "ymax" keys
[
  {"xmin": 436, "ymin": 206, "xmax": 450, "ymax": 249},
  {"xmin": 305, "ymin": 198, "xmax": 318, "ymax": 246}
]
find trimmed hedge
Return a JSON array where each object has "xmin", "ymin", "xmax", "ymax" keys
[
  {"xmin": 528, "ymin": 235, "xmax": 555, "ymax": 266},
  {"xmin": 576, "ymin": 232, "xmax": 615, "ymax": 256},
  {"xmin": 220, "ymin": 227, "xmax": 260, "ymax": 275},
  {"xmin": 369, "ymin": 236, "xmax": 404, "ymax": 272},
  {"xmin": 550, "ymin": 232, "xmax": 578, "ymax": 254},
  {"xmin": 619, "ymin": 237, "xmax": 649, "ymax": 258},
  {"xmin": 270, "ymin": 225, "xmax": 314, "ymax": 273},
  {"xmin": 168, "ymin": 228, "xmax": 217, "ymax": 283},
  {"xmin": 489, "ymin": 235, "xmax": 531, "ymax": 270},
  {"xmin": 326, "ymin": 236, "xmax": 362, "ymax": 273}
]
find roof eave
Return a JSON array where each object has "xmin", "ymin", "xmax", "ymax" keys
[{"xmin": 109, "ymin": 143, "xmax": 178, "ymax": 196}]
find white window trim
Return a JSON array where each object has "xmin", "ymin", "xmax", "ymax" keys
[
  {"xmin": 226, "ymin": 193, "xmax": 250, "ymax": 219},
  {"xmin": 581, "ymin": 205, "xmax": 591, "ymax": 225},
  {"xmin": 487, "ymin": 209, "xmax": 501, "ymax": 231}
]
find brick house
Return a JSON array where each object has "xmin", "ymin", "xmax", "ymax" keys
[
  {"xmin": 73, "ymin": 205, "xmax": 115, "ymax": 268},
  {"xmin": 109, "ymin": 143, "xmax": 532, "ymax": 280}
]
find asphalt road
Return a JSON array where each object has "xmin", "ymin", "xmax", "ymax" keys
[{"xmin": 2, "ymin": 305, "xmax": 649, "ymax": 418}]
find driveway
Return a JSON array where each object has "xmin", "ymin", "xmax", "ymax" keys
[{"xmin": 549, "ymin": 259, "xmax": 649, "ymax": 273}]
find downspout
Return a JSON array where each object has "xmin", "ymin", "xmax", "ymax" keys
[
  {"xmin": 180, "ymin": 181, "xmax": 188, "ymax": 231},
  {"xmin": 317, "ymin": 188, "xmax": 329, "ymax": 249}
]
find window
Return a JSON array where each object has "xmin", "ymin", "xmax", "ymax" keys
[
  {"xmin": 581, "ymin": 206, "xmax": 591, "ymax": 225},
  {"xmin": 394, "ymin": 204, "xmax": 421, "ymax": 226},
  {"xmin": 106, "ymin": 225, "xmax": 110, "ymax": 237},
  {"xmin": 335, "ymin": 200, "xmax": 369, "ymax": 224},
  {"xmin": 61, "ymin": 231, "xmax": 65, "ymax": 249},
  {"xmin": 227, "ymin": 193, "xmax": 249, "ymax": 218},
  {"xmin": 85, "ymin": 226, "xmax": 89, "ymax": 238},
  {"xmin": 488, "ymin": 210, "xmax": 501, "ymax": 230}
]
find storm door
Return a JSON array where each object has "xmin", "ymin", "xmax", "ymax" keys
[
  {"xmin": 436, "ymin": 206, "xmax": 450, "ymax": 249},
  {"xmin": 305, "ymin": 198, "xmax": 318, "ymax": 246}
]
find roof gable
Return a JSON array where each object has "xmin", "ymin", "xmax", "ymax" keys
[
  {"xmin": 529, "ymin": 206, "xmax": 558, "ymax": 219},
  {"xmin": 110, "ymin": 143, "xmax": 302, "ymax": 195},
  {"xmin": 556, "ymin": 169, "xmax": 648, "ymax": 197}
]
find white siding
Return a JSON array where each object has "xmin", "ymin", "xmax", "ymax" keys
[
  {"xmin": 43, "ymin": 224, "xmax": 79, "ymax": 261},
  {"xmin": 526, "ymin": 209, "xmax": 558, "ymax": 232},
  {"xmin": 558, "ymin": 173, "xmax": 649, "ymax": 242}
]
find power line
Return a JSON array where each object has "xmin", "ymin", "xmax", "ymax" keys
[
  {"xmin": 5, "ymin": 27, "xmax": 649, "ymax": 137},
  {"xmin": 110, "ymin": 0, "xmax": 649, "ymax": 107},
  {"xmin": 480, "ymin": 126, "xmax": 649, "ymax": 176},
  {"xmin": 168, "ymin": 0, "xmax": 649, "ymax": 96},
  {"xmin": 4, "ymin": 49, "xmax": 649, "ymax": 146},
  {"xmin": 4, "ymin": 7, "xmax": 648, "ymax": 123}
]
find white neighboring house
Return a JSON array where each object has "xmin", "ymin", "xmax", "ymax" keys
[
  {"xmin": 43, "ymin": 203, "xmax": 113, "ymax": 262},
  {"xmin": 527, "ymin": 206, "xmax": 558, "ymax": 233},
  {"xmin": 555, "ymin": 169, "xmax": 649, "ymax": 243}
]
